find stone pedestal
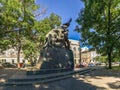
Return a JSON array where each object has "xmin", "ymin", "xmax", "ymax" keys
[
  {"xmin": 27, "ymin": 47, "xmax": 74, "ymax": 75},
  {"xmin": 36, "ymin": 47, "xmax": 74, "ymax": 69}
]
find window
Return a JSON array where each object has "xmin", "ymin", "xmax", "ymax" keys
[
  {"xmin": 73, "ymin": 47, "xmax": 76, "ymax": 51},
  {"xmin": 23, "ymin": 60, "xmax": 25, "ymax": 63},
  {"xmin": 10, "ymin": 51, "xmax": 14, "ymax": 56},
  {"xmin": 12, "ymin": 59, "xmax": 14, "ymax": 64},
  {"xmin": 2, "ymin": 59, "xmax": 6, "ymax": 63}
]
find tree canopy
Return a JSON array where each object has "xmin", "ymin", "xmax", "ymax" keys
[
  {"xmin": 76, "ymin": 0, "xmax": 120, "ymax": 69},
  {"xmin": 0, "ymin": 0, "xmax": 61, "ymax": 68}
]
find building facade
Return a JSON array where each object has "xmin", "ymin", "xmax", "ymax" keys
[
  {"xmin": 81, "ymin": 47, "xmax": 100, "ymax": 64},
  {"xmin": 81, "ymin": 50, "xmax": 91, "ymax": 63},
  {"xmin": 0, "ymin": 48, "xmax": 26, "ymax": 64},
  {"xmin": 0, "ymin": 39, "xmax": 81, "ymax": 65},
  {"xmin": 90, "ymin": 50, "xmax": 100, "ymax": 62},
  {"xmin": 0, "ymin": 40, "xmax": 100, "ymax": 66},
  {"xmin": 69, "ymin": 39, "xmax": 80, "ymax": 64}
]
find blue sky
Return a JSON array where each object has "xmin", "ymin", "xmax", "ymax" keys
[{"xmin": 36, "ymin": 0, "xmax": 84, "ymax": 40}]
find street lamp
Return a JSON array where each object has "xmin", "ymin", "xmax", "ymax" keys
[{"xmin": 79, "ymin": 39, "xmax": 81, "ymax": 64}]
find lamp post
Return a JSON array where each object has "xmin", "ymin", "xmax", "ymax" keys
[{"xmin": 79, "ymin": 39, "xmax": 81, "ymax": 64}]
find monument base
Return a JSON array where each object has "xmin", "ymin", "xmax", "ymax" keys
[
  {"xmin": 26, "ymin": 68, "xmax": 73, "ymax": 75},
  {"xmin": 27, "ymin": 47, "xmax": 74, "ymax": 75}
]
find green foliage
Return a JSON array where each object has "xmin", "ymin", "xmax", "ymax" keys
[
  {"xmin": 94, "ymin": 56, "xmax": 107, "ymax": 63},
  {"xmin": 0, "ymin": 0, "xmax": 62, "ymax": 66},
  {"xmin": 108, "ymin": 66, "xmax": 120, "ymax": 71},
  {"xmin": 112, "ymin": 49, "xmax": 120, "ymax": 62},
  {"xmin": 0, "ymin": 0, "xmax": 39, "ymax": 66},
  {"xmin": 33, "ymin": 13, "xmax": 61, "ymax": 49},
  {"xmin": 76, "ymin": 0, "xmax": 120, "ymax": 69},
  {"xmin": 22, "ymin": 39, "xmax": 38, "ymax": 63}
]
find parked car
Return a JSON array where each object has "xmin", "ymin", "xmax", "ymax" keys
[
  {"xmin": 96, "ymin": 62, "xmax": 102, "ymax": 66},
  {"xmin": 88, "ymin": 63, "xmax": 95, "ymax": 67},
  {"xmin": 2, "ymin": 62, "xmax": 17, "ymax": 68},
  {"xmin": 79, "ymin": 64, "xmax": 85, "ymax": 68},
  {"xmin": 75, "ymin": 63, "xmax": 87, "ymax": 68},
  {"xmin": 75, "ymin": 64, "xmax": 80, "ymax": 68}
]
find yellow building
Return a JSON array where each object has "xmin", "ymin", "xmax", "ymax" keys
[
  {"xmin": 81, "ymin": 50, "xmax": 91, "ymax": 64},
  {"xmin": 81, "ymin": 47, "xmax": 100, "ymax": 64}
]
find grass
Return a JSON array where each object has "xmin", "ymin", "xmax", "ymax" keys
[
  {"xmin": 107, "ymin": 66, "xmax": 120, "ymax": 72},
  {"xmin": 112, "ymin": 66, "xmax": 120, "ymax": 71}
]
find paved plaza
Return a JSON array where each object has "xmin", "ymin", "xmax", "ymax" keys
[{"xmin": 0, "ymin": 67, "xmax": 120, "ymax": 90}]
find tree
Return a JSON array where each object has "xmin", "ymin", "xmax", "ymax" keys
[
  {"xmin": 0, "ymin": 0, "xmax": 61, "ymax": 68},
  {"xmin": 76, "ymin": 0, "xmax": 120, "ymax": 69},
  {"xmin": 0, "ymin": 0, "xmax": 21, "ymax": 50},
  {"xmin": 0, "ymin": 0, "xmax": 39, "ymax": 68},
  {"xmin": 16, "ymin": 0, "xmax": 39, "ymax": 68}
]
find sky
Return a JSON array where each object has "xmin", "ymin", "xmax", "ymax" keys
[{"xmin": 36, "ymin": 0, "xmax": 84, "ymax": 40}]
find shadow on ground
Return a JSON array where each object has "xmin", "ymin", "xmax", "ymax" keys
[
  {"xmin": 107, "ymin": 80, "xmax": 120, "ymax": 89},
  {"xmin": 0, "ymin": 67, "xmax": 120, "ymax": 90},
  {"xmin": 0, "ymin": 77, "xmax": 106, "ymax": 90}
]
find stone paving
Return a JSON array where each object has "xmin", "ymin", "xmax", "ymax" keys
[
  {"xmin": 74, "ymin": 67, "xmax": 120, "ymax": 90},
  {"xmin": 0, "ymin": 68, "xmax": 25, "ymax": 84},
  {"xmin": 0, "ymin": 67, "xmax": 120, "ymax": 90}
]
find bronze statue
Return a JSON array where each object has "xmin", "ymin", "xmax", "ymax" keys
[{"xmin": 44, "ymin": 18, "xmax": 72, "ymax": 49}]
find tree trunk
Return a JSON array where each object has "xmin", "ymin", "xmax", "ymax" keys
[
  {"xmin": 108, "ymin": 50, "xmax": 112, "ymax": 69},
  {"xmin": 107, "ymin": 0, "xmax": 112, "ymax": 69},
  {"xmin": 17, "ymin": 35, "xmax": 22, "ymax": 69},
  {"xmin": 17, "ymin": 44, "xmax": 21, "ymax": 69}
]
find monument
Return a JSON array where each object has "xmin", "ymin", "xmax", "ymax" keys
[{"xmin": 27, "ymin": 18, "xmax": 74, "ymax": 75}]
